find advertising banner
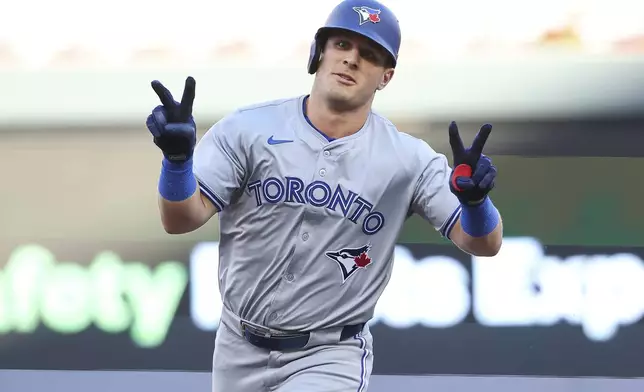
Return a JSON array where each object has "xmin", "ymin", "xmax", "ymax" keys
[{"xmin": 0, "ymin": 238, "xmax": 643, "ymax": 376}]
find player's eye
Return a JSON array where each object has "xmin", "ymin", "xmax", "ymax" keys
[
  {"xmin": 336, "ymin": 40, "xmax": 350, "ymax": 49},
  {"xmin": 361, "ymin": 50, "xmax": 375, "ymax": 60},
  {"xmin": 360, "ymin": 49, "xmax": 380, "ymax": 64}
]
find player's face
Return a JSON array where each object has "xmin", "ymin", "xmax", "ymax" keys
[{"xmin": 315, "ymin": 31, "xmax": 395, "ymax": 111}]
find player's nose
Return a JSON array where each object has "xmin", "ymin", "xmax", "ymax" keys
[{"xmin": 342, "ymin": 48, "xmax": 360, "ymax": 68}]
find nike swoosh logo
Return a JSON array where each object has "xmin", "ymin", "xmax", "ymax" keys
[{"xmin": 267, "ymin": 136, "xmax": 293, "ymax": 145}]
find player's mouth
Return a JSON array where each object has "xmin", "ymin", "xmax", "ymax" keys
[{"xmin": 333, "ymin": 73, "xmax": 356, "ymax": 85}]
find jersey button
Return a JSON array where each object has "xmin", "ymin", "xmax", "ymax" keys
[
  {"xmin": 302, "ymin": 232, "xmax": 309, "ymax": 241},
  {"xmin": 323, "ymin": 150, "xmax": 331, "ymax": 157},
  {"xmin": 319, "ymin": 169, "xmax": 326, "ymax": 177},
  {"xmin": 285, "ymin": 273, "xmax": 294, "ymax": 282}
]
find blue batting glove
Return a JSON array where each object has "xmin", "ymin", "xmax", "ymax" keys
[
  {"xmin": 145, "ymin": 77, "xmax": 197, "ymax": 163},
  {"xmin": 447, "ymin": 121, "xmax": 497, "ymax": 205}
]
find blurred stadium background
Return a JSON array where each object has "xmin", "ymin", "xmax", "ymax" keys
[{"xmin": 1, "ymin": 0, "xmax": 644, "ymax": 390}]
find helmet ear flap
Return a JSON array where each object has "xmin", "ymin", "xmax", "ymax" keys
[
  {"xmin": 307, "ymin": 31, "xmax": 328, "ymax": 74},
  {"xmin": 307, "ymin": 40, "xmax": 321, "ymax": 74},
  {"xmin": 308, "ymin": 36, "xmax": 325, "ymax": 75}
]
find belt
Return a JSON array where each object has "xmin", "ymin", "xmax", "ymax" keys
[{"xmin": 240, "ymin": 321, "xmax": 365, "ymax": 351}]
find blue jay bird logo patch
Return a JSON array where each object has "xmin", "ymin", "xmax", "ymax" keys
[
  {"xmin": 325, "ymin": 244, "xmax": 373, "ymax": 283},
  {"xmin": 352, "ymin": 6, "xmax": 381, "ymax": 25}
]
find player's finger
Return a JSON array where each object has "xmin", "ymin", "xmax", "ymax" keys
[
  {"xmin": 448, "ymin": 121, "xmax": 465, "ymax": 157},
  {"xmin": 469, "ymin": 123, "xmax": 492, "ymax": 157},
  {"xmin": 179, "ymin": 76, "xmax": 196, "ymax": 121},
  {"xmin": 151, "ymin": 80, "xmax": 177, "ymax": 109},
  {"xmin": 471, "ymin": 157, "xmax": 491, "ymax": 184},
  {"xmin": 455, "ymin": 177, "xmax": 475, "ymax": 191},
  {"xmin": 478, "ymin": 168, "xmax": 497, "ymax": 190},
  {"xmin": 145, "ymin": 113, "xmax": 161, "ymax": 137}
]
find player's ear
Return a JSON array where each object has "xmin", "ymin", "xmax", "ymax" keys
[{"xmin": 377, "ymin": 68, "xmax": 394, "ymax": 91}]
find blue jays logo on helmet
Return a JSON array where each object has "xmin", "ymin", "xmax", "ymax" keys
[
  {"xmin": 325, "ymin": 243, "xmax": 373, "ymax": 283},
  {"xmin": 352, "ymin": 6, "xmax": 381, "ymax": 25}
]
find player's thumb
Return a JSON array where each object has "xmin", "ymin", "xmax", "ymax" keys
[
  {"xmin": 165, "ymin": 123, "xmax": 196, "ymax": 138},
  {"xmin": 455, "ymin": 177, "xmax": 475, "ymax": 191}
]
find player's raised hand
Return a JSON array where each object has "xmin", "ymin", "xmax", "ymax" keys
[
  {"xmin": 145, "ymin": 77, "xmax": 197, "ymax": 163},
  {"xmin": 447, "ymin": 121, "xmax": 497, "ymax": 205}
]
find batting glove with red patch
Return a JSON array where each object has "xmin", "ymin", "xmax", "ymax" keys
[{"xmin": 448, "ymin": 121, "xmax": 497, "ymax": 206}]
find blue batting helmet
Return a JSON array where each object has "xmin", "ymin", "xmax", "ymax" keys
[{"xmin": 307, "ymin": 0, "xmax": 401, "ymax": 74}]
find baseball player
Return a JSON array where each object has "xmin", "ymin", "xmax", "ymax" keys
[{"xmin": 145, "ymin": 0, "xmax": 503, "ymax": 390}]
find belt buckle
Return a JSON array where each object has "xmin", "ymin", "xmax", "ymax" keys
[{"xmin": 240, "ymin": 320, "xmax": 272, "ymax": 338}]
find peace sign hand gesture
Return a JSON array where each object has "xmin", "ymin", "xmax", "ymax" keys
[
  {"xmin": 448, "ymin": 121, "xmax": 497, "ymax": 205},
  {"xmin": 145, "ymin": 77, "xmax": 197, "ymax": 163}
]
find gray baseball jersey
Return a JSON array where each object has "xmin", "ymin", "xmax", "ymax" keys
[{"xmin": 193, "ymin": 94, "xmax": 461, "ymax": 332}]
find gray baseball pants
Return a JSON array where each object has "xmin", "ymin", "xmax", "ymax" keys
[{"xmin": 212, "ymin": 306, "xmax": 374, "ymax": 392}]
